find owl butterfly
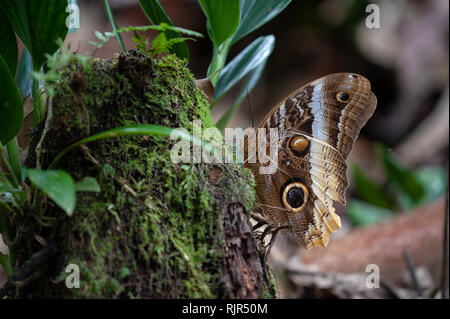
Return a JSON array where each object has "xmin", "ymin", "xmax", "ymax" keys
[{"xmin": 244, "ymin": 73, "xmax": 377, "ymax": 249}]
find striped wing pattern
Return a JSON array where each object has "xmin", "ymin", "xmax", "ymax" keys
[{"xmin": 246, "ymin": 73, "xmax": 377, "ymax": 248}]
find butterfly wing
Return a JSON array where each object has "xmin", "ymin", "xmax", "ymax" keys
[{"xmin": 246, "ymin": 73, "xmax": 377, "ymax": 248}]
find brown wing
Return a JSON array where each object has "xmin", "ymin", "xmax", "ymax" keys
[
  {"xmin": 260, "ymin": 73, "xmax": 377, "ymax": 160},
  {"xmin": 246, "ymin": 73, "xmax": 377, "ymax": 248}
]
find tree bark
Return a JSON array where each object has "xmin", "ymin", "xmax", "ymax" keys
[{"xmin": 5, "ymin": 50, "xmax": 274, "ymax": 298}]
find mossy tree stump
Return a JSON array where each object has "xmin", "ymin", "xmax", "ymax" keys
[{"xmin": 13, "ymin": 50, "xmax": 275, "ymax": 298}]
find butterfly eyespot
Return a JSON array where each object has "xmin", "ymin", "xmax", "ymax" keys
[
  {"xmin": 337, "ymin": 92, "xmax": 350, "ymax": 102},
  {"xmin": 289, "ymin": 135, "xmax": 309, "ymax": 156},
  {"xmin": 281, "ymin": 182, "xmax": 309, "ymax": 213}
]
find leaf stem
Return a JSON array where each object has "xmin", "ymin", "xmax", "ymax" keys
[
  {"xmin": 6, "ymin": 138, "xmax": 22, "ymax": 185},
  {"xmin": 103, "ymin": 0, "xmax": 126, "ymax": 52},
  {"xmin": 32, "ymin": 77, "xmax": 42, "ymax": 126},
  {"xmin": 208, "ymin": 39, "xmax": 231, "ymax": 86}
]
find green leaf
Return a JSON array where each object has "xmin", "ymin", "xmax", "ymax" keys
[
  {"xmin": 151, "ymin": 32, "xmax": 193, "ymax": 55},
  {"xmin": 347, "ymin": 199, "xmax": 394, "ymax": 227},
  {"xmin": 90, "ymin": 24, "xmax": 202, "ymax": 50},
  {"xmin": 138, "ymin": 0, "xmax": 190, "ymax": 60},
  {"xmin": 351, "ymin": 164, "xmax": 396, "ymax": 209},
  {"xmin": 198, "ymin": 0, "xmax": 240, "ymax": 46},
  {"xmin": 376, "ymin": 143, "xmax": 425, "ymax": 204},
  {"xmin": 119, "ymin": 266, "xmax": 131, "ymax": 279},
  {"xmin": 0, "ymin": 253, "xmax": 13, "ymax": 277},
  {"xmin": 0, "ymin": 0, "xmax": 69, "ymax": 71},
  {"xmin": 0, "ymin": 183, "xmax": 23, "ymax": 194},
  {"xmin": 0, "ymin": 7, "xmax": 18, "ymax": 76},
  {"xmin": 216, "ymin": 59, "xmax": 266, "ymax": 131},
  {"xmin": 213, "ymin": 35, "xmax": 275, "ymax": 104},
  {"xmin": 95, "ymin": 30, "xmax": 107, "ymax": 41},
  {"xmin": 231, "ymin": 0, "xmax": 291, "ymax": 44},
  {"xmin": 75, "ymin": 177, "xmax": 101, "ymax": 193},
  {"xmin": 0, "ymin": 55, "xmax": 23, "ymax": 145},
  {"xmin": 152, "ymin": 32, "xmax": 169, "ymax": 53},
  {"xmin": 17, "ymin": 48, "xmax": 33, "ymax": 98},
  {"xmin": 27, "ymin": 169, "xmax": 76, "ymax": 216},
  {"xmin": 100, "ymin": 163, "xmax": 115, "ymax": 179},
  {"xmin": 399, "ymin": 166, "xmax": 447, "ymax": 210},
  {"xmin": 0, "ymin": 172, "xmax": 9, "ymax": 185},
  {"xmin": 99, "ymin": 163, "xmax": 116, "ymax": 195}
]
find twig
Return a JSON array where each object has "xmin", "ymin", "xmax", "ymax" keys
[
  {"xmin": 81, "ymin": 145, "xmax": 138, "ymax": 198},
  {"xmin": 402, "ymin": 249, "xmax": 422, "ymax": 297}
]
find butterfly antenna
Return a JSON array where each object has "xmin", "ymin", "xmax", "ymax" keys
[{"xmin": 246, "ymin": 88, "xmax": 255, "ymax": 128}]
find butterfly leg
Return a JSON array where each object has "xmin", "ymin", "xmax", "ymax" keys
[
  {"xmin": 249, "ymin": 210, "xmax": 289, "ymax": 261},
  {"xmin": 263, "ymin": 225, "xmax": 289, "ymax": 262},
  {"xmin": 250, "ymin": 211, "xmax": 272, "ymax": 231}
]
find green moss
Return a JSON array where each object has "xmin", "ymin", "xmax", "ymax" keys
[{"xmin": 17, "ymin": 50, "xmax": 267, "ymax": 298}]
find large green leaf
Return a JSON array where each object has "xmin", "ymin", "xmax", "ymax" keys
[
  {"xmin": 27, "ymin": 169, "xmax": 76, "ymax": 216},
  {"xmin": 347, "ymin": 199, "xmax": 394, "ymax": 227},
  {"xmin": 0, "ymin": 55, "xmax": 23, "ymax": 145},
  {"xmin": 376, "ymin": 143, "xmax": 425, "ymax": 204},
  {"xmin": 0, "ymin": 7, "xmax": 18, "ymax": 76},
  {"xmin": 0, "ymin": 0, "xmax": 69, "ymax": 70},
  {"xmin": 352, "ymin": 164, "xmax": 396, "ymax": 209},
  {"xmin": 198, "ymin": 0, "xmax": 240, "ymax": 46},
  {"xmin": 213, "ymin": 35, "xmax": 275, "ymax": 103},
  {"xmin": 231, "ymin": 0, "xmax": 291, "ymax": 44},
  {"xmin": 138, "ymin": 0, "xmax": 189, "ymax": 60}
]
